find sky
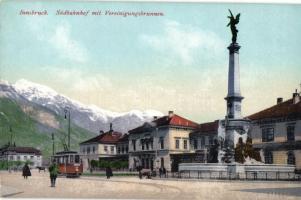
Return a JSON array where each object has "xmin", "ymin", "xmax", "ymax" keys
[{"xmin": 0, "ymin": 1, "xmax": 300, "ymax": 123}]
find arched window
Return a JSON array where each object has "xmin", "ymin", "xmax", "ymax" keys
[
  {"xmin": 287, "ymin": 151, "xmax": 295, "ymax": 165},
  {"xmin": 264, "ymin": 151, "xmax": 273, "ymax": 164}
]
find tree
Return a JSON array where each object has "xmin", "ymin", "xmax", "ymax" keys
[{"xmin": 90, "ymin": 160, "xmax": 98, "ymax": 169}]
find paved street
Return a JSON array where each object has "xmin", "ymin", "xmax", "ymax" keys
[{"xmin": 1, "ymin": 170, "xmax": 301, "ymax": 199}]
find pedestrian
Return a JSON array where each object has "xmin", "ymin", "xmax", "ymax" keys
[
  {"xmin": 22, "ymin": 163, "xmax": 31, "ymax": 179},
  {"xmin": 137, "ymin": 166, "xmax": 143, "ymax": 179},
  {"xmin": 49, "ymin": 161, "xmax": 59, "ymax": 187},
  {"xmin": 163, "ymin": 167, "xmax": 167, "ymax": 178},
  {"xmin": 159, "ymin": 167, "xmax": 162, "ymax": 178},
  {"xmin": 106, "ymin": 166, "xmax": 113, "ymax": 179}
]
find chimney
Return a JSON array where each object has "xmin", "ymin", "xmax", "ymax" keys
[
  {"xmin": 277, "ymin": 97, "xmax": 283, "ymax": 104},
  {"xmin": 153, "ymin": 116, "xmax": 158, "ymax": 120},
  {"xmin": 99, "ymin": 130, "xmax": 104, "ymax": 135},
  {"xmin": 168, "ymin": 111, "xmax": 174, "ymax": 118},
  {"xmin": 109, "ymin": 123, "xmax": 113, "ymax": 132},
  {"xmin": 293, "ymin": 89, "xmax": 300, "ymax": 104}
]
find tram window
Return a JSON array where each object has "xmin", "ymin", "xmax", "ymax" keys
[
  {"xmin": 75, "ymin": 155, "xmax": 80, "ymax": 163},
  {"xmin": 70, "ymin": 155, "xmax": 74, "ymax": 163},
  {"xmin": 64, "ymin": 156, "xmax": 68, "ymax": 163}
]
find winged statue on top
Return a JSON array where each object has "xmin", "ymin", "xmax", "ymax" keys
[{"xmin": 227, "ymin": 9, "xmax": 240, "ymax": 43}]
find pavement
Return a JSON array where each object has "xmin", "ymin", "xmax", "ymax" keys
[{"xmin": 1, "ymin": 169, "xmax": 301, "ymax": 199}]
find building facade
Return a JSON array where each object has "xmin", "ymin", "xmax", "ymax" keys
[
  {"xmin": 79, "ymin": 124, "xmax": 124, "ymax": 170},
  {"xmin": 117, "ymin": 134, "xmax": 129, "ymax": 156},
  {"xmin": 189, "ymin": 120, "xmax": 223, "ymax": 163},
  {"xmin": 128, "ymin": 111, "xmax": 198, "ymax": 171},
  {"xmin": 248, "ymin": 90, "xmax": 301, "ymax": 171},
  {"xmin": 0, "ymin": 146, "xmax": 42, "ymax": 167}
]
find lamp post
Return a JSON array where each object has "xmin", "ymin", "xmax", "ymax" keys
[
  {"xmin": 52, "ymin": 133, "xmax": 55, "ymax": 156},
  {"xmin": 64, "ymin": 107, "xmax": 71, "ymax": 151}
]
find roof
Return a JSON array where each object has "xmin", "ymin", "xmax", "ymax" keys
[
  {"xmin": 2, "ymin": 146, "xmax": 41, "ymax": 155},
  {"xmin": 154, "ymin": 114, "xmax": 198, "ymax": 128},
  {"xmin": 129, "ymin": 114, "xmax": 198, "ymax": 134},
  {"xmin": 55, "ymin": 150, "xmax": 78, "ymax": 155},
  {"xmin": 199, "ymin": 121, "xmax": 219, "ymax": 133},
  {"xmin": 247, "ymin": 99, "xmax": 301, "ymax": 121},
  {"xmin": 80, "ymin": 131, "xmax": 123, "ymax": 145},
  {"xmin": 190, "ymin": 121, "xmax": 219, "ymax": 136},
  {"xmin": 118, "ymin": 134, "xmax": 129, "ymax": 143}
]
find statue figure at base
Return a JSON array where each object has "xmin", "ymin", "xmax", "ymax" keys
[{"xmin": 227, "ymin": 9, "xmax": 240, "ymax": 43}]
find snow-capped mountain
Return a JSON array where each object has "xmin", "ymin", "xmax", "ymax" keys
[{"xmin": 0, "ymin": 79, "xmax": 163, "ymax": 134}]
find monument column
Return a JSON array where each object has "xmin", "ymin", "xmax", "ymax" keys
[
  {"xmin": 225, "ymin": 43, "xmax": 243, "ymax": 120},
  {"xmin": 222, "ymin": 10, "xmax": 250, "ymax": 164}
]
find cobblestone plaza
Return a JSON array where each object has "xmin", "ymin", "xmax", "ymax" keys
[{"xmin": 1, "ymin": 170, "xmax": 301, "ymax": 199}]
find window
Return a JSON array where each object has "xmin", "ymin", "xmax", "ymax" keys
[
  {"xmin": 160, "ymin": 137, "xmax": 164, "ymax": 149},
  {"xmin": 70, "ymin": 155, "xmax": 74, "ymax": 163},
  {"xmin": 117, "ymin": 147, "xmax": 121, "ymax": 154},
  {"xmin": 141, "ymin": 140, "xmax": 145, "ymax": 150},
  {"xmin": 264, "ymin": 151, "xmax": 273, "ymax": 164},
  {"xmin": 104, "ymin": 146, "xmax": 108, "ymax": 152},
  {"xmin": 183, "ymin": 140, "xmax": 188, "ymax": 149},
  {"xmin": 132, "ymin": 140, "xmax": 136, "ymax": 151},
  {"xmin": 110, "ymin": 146, "xmax": 114, "ymax": 153},
  {"xmin": 175, "ymin": 139, "xmax": 180, "ymax": 149},
  {"xmin": 87, "ymin": 147, "xmax": 91, "ymax": 154},
  {"xmin": 9, "ymin": 156, "xmax": 14, "ymax": 160},
  {"xmin": 30, "ymin": 156, "xmax": 34, "ymax": 160},
  {"xmin": 201, "ymin": 136, "xmax": 205, "ymax": 147},
  {"xmin": 121, "ymin": 146, "xmax": 124, "ymax": 153},
  {"xmin": 262, "ymin": 127, "xmax": 274, "ymax": 142},
  {"xmin": 75, "ymin": 155, "xmax": 80, "ymax": 163},
  {"xmin": 209, "ymin": 136, "xmax": 214, "ymax": 145},
  {"xmin": 24, "ymin": 156, "xmax": 27, "ymax": 160},
  {"xmin": 92, "ymin": 146, "xmax": 95, "ymax": 154},
  {"xmin": 194, "ymin": 139, "xmax": 198, "ymax": 149},
  {"xmin": 287, "ymin": 151, "xmax": 295, "ymax": 165},
  {"xmin": 150, "ymin": 139, "xmax": 153, "ymax": 149},
  {"xmin": 125, "ymin": 146, "xmax": 128, "ymax": 153},
  {"xmin": 287, "ymin": 125, "xmax": 295, "ymax": 141},
  {"xmin": 17, "ymin": 156, "xmax": 20, "ymax": 161}
]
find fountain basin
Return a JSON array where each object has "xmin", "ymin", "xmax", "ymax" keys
[{"xmin": 178, "ymin": 163, "xmax": 297, "ymax": 180}]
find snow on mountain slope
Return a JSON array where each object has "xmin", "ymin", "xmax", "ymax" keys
[{"xmin": 6, "ymin": 79, "xmax": 163, "ymax": 134}]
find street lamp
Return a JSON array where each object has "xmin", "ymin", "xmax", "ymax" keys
[
  {"xmin": 64, "ymin": 107, "xmax": 71, "ymax": 151},
  {"xmin": 52, "ymin": 133, "xmax": 55, "ymax": 156}
]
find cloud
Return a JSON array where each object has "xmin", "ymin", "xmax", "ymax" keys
[
  {"xmin": 140, "ymin": 20, "xmax": 226, "ymax": 65},
  {"xmin": 49, "ymin": 23, "xmax": 88, "ymax": 63}
]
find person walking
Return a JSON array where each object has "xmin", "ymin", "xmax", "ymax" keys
[
  {"xmin": 106, "ymin": 166, "xmax": 113, "ymax": 179},
  {"xmin": 163, "ymin": 167, "xmax": 167, "ymax": 178},
  {"xmin": 137, "ymin": 166, "xmax": 143, "ymax": 179},
  {"xmin": 159, "ymin": 167, "xmax": 163, "ymax": 178},
  {"xmin": 49, "ymin": 161, "xmax": 59, "ymax": 187},
  {"xmin": 22, "ymin": 163, "xmax": 31, "ymax": 179}
]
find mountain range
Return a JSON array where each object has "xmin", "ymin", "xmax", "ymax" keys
[{"xmin": 0, "ymin": 79, "xmax": 163, "ymax": 157}]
